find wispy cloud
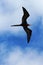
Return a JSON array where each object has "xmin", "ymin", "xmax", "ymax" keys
[
  {"xmin": 0, "ymin": 25, "xmax": 43, "ymax": 48},
  {"xmin": 0, "ymin": 0, "xmax": 43, "ymax": 33},
  {"xmin": 0, "ymin": 44, "xmax": 43, "ymax": 65},
  {"xmin": 0, "ymin": 0, "xmax": 43, "ymax": 65}
]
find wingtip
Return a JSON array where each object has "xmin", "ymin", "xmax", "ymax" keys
[
  {"xmin": 22, "ymin": 7, "xmax": 26, "ymax": 10},
  {"xmin": 22, "ymin": 7, "xmax": 24, "ymax": 9},
  {"xmin": 22, "ymin": 7, "xmax": 23, "ymax": 8},
  {"xmin": 22, "ymin": 6, "xmax": 30, "ymax": 17}
]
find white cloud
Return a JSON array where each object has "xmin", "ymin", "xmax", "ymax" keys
[
  {"xmin": 0, "ymin": 0, "xmax": 43, "ymax": 33},
  {"xmin": 0, "ymin": 44, "xmax": 43, "ymax": 65},
  {"xmin": 23, "ymin": 0, "xmax": 43, "ymax": 14}
]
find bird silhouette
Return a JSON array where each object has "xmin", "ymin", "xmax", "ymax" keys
[{"xmin": 11, "ymin": 7, "xmax": 32, "ymax": 43}]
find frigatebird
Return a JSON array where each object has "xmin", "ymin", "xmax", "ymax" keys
[{"xmin": 11, "ymin": 7, "xmax": 32, "ymax": 43}]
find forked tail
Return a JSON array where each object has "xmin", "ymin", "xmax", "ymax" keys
[{"xmin": 11, "ymin": 24, "xmax": 22, "ymax": 27}]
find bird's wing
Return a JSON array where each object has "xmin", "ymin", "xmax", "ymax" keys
[
  {"xmin": 27, "ymin": 28, "xmax": 32, "ymax": 43},
  {"xmin": 22, "ymin": 7, "xmax": 30, "ymax": 20},
  {"xmin": 23, "ymin": 27, "xmax": 32, "ymax": 43}
]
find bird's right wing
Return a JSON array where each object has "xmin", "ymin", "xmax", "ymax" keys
[
  {"xmin": 23, "ymin": 27, "xmax": 32, "ymax": 43},
  {"xmin": 27, "ymin": 28, "xmax": 32, "ymax": 43}
]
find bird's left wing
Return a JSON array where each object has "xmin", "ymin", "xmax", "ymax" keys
[{"xmin": 22, "ymin": 7, "xmax": 30, "ymax": 19}]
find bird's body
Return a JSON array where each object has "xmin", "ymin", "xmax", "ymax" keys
[{"xmin": 11, "ymin": 7, "xmax": 32, "ymax": 43}]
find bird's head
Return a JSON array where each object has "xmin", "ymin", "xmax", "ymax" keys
[{"xmin": 28, "ymin": 24, "xmax": 31, "ymax": 26}]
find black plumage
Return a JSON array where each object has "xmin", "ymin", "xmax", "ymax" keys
[{"xmin": 11, "ymin": 7, "xmax": 32, "ymax": 43}]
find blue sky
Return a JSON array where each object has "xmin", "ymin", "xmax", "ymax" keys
[{"xmin": 0, "ymin": 0, "xmax": 43, "ymax": 65}]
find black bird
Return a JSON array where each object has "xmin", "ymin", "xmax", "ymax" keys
[{"xmin": 11, "ymin": 7, "xmax": 32, "ymax": 43}]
